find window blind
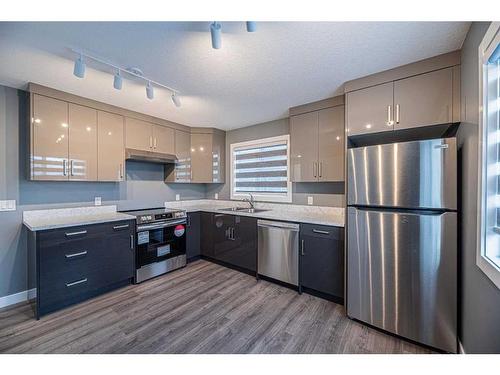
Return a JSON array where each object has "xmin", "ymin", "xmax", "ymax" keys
[{"xmin": 233, "ymin": 142, "xmax": 288, "ymax": 194}]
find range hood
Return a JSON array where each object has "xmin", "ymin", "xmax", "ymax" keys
[{"xmin": 125, "ymin": 148, "xmax": 177, "ymax": 164}]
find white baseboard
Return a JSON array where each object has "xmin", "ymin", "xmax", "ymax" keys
[
  {"xmin": 0, "ymin": 288, "xmax": 36, "ymax": 309},
  {"xmin": 458, "ymin": 340, "xmax": 466, "ymax": 354}
]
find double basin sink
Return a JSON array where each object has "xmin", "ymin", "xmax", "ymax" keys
[{"xmin": 219, "ymin": 207, "xmax": 269, "ymax": 214}]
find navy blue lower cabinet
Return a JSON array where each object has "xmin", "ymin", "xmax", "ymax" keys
[
  {"xmin": 28, "ymin": 220, "xmax": 136, "ymax": 319},
  {"xmin": 299, "ymin": 223, "xmax": 344, "ymax": 303}
]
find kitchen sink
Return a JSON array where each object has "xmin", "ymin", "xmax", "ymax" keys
[{"xmin": 218, "ymin": 207, "xmax": 269, "ymax": 214}]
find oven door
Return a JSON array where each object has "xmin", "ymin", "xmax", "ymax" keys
[{"xmin": 136, "ymin": 219, "xmax": 187, "ymax": 268}]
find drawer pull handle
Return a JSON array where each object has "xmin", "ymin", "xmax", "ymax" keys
[
  {"xmin": 65, "ymin": 251, "xmax": 87, "ymax": 259},
  {"xmin": 312, "ymin": 229, "xmax": 330, "ymax": 235},
  {"xmin": 65, "ymin": 230, "xmax": 87, "ymax": 237},
  {"xmin": 66, "ymin": 278, "xmax": 87, "ymax": 287},
  {"xmin": 113, "ymin": 224, "xmax": 130, "ymax": 230}
]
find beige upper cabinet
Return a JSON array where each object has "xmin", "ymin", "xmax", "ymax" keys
[
  {"xmin": 170, "ymin": 130, "xmax": 191, "ymax": 182},
  {"xmin": 318, "ymin": 106, "xmax": 344, "ymax": 182},
  {"xmin": 190, "ymin": 133, "xmax": 213, "ymax": 183},
  {"xmin": 31, "ymin": 94, "xmax": 69, "ymax": 180},
  {"xmin": 346, "ymin": 82, "xmax": 394, "ymax": 136},
  {"xmin": 290, "ymin": 111, "xmax": 319, "ymax": 182},
  {"xmin": 97, "ymin": 111, "xmax": 124, "ymax": 182},
  {"xmin": 393, "ymin": 67, "xmax": 453, "ymax": 130},
  {"xmin": 68, "ymin": 104, "xmax": 97, "ymax": 181},
  {"xmin": 125, "ymin": 117, "xmax": 153, "ymax": 152},
  {"xmin": 152, "ymin": 125, "xmax": 175, "ymax": 154}
]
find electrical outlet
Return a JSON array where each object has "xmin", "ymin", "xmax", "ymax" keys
[
  {"xmin": 175, "ymin": 194, "xmax": 180, "ymax": 201},
  {"xmin": 94, "ymin": 197, "xmax": 102, "ymax": 206},
  {"xmin": 307, "ymin": 196, "xmax": 314, "ymax": 205},
  {"xmin": 0, "ymin": 200, "xmax": 16, "ymax": 211},
  {"xmin": 215, "ymin": 193, "xmax": 219, "ymax": 200}
]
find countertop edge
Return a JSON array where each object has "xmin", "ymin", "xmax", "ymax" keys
[{"xmin": 23, "ymin": 213, "xmax": 136, "ymax": 232}]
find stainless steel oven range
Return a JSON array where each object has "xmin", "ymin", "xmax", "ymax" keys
[{"xmin": 126, "ymin": 208, "xmax": 187, "ymax": 283}]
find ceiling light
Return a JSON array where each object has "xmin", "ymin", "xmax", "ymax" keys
[
  {"xmin": 210, "ymin": 22, "xmax": 222, "ymax": 49},
  {"xmin": 171, "ymin": 93, "xmax": 181, "ymax": 107},
  {"xmin": 113, "ymin": 70, "xmax": 123, "ymax": 90},
  {"xmin": 246, "ymin": 22, "xmax": 257, "ymax": 32},
  {"xmin": 146, "ymin": 81, "xmax": 154, "ymax": 100},
  {"xmin": 73, "ymin": 54, "xmax": 85, "ymax": 78}
]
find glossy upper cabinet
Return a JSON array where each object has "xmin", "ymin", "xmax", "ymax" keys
[
  {"xmin": 152, "ymin": 124, "xmax": 175, "ymax": 154},
  {"xmin": 172, "ymin": 130, "xmax": 191, "ymax": 182},
  {"xmin": 290, "ymin": 105, "xmax": 345, "ymax": 182},
  {"xmin": 190, "ymin": 133, "xmax": 213, "ymax": 183},
  {"xmin": 31, "ymin": 94, "xmax": 69, "ymax": 180},
  {"xmin": 290, "ymin": 112, "xmax": 318, "ymax": 182},
  {"xmin": 125, "ymin": 118, "xmax": 152, "ymax": 152},
  {"xmin": 68, "ymin": 104, "xmax": 97, "ymax": 181},
  {"xmin": 393, "ymin": 67, "xmax": 453, "ymax": 130},
  {"xmin": 346, "ymin": 82, "xmax": 394, "ymax": 136},
  {"xmin": 97, "ymin": 111, "xmax": 124, "ymax": 182},
  {"xmin": 318, "ymin": 106, "xmax": 344, "ymax": 181}
]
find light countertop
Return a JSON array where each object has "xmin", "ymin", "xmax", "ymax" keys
[{"xmin": 23, "ymin": 205, "xmax": 135, "ymax": 231}]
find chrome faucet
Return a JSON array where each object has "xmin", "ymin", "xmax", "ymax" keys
[{"xmin": 243, "ymin": 193, "xmax": 255, "ymax": 209}]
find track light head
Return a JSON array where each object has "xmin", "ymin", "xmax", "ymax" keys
[
  {"xmin": 171, "ymin": 93, "xmax": 181, "ymax": 108},
  {"xmin": 146, "ymin": 81, "xmax": 154, "ymax": 100},
  {"xmin": 113, "ymin": 70, "xmax": 123, "ymax": 90},
  {"xmin": 73, "ymin": 55, "xmax": 86, "ymax": 78},
  {"xmin": 210, "ymin": 22, "xmax": 222, "ymax": 49},
  {"xmin": 246, "ymin": 22, "xmax": 257, "ymax": 32}
]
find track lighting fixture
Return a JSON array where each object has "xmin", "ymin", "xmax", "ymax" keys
[
  {"xmin": 210, "ymin": 22, "xmax": 222, "ymax": 49},
  {"xmin": 171, "ymin": 93, "xmax": 181, "ymax": 108},
  {"xmin": 146, "ymin": 81, "xmax": 154, "ymax": 100},
  {"xmin": 73, "ymin": 54, "xmax": 86, "ymax": 78},
  {"xmin": 246, "ymin": 22, "xmax": 257, "ymax": 32},
  {"xmin": 113, "ymin": 70, "xmax": 123, "ymax": 90}
]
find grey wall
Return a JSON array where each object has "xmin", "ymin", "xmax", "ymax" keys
[
  {"xmin": 458, "ymin": 22, "xmax": 500, "ymax": 353},
  {"xmin": 0, "ymin": 86, "xmax": 206, "ymax": 298},
  {"xmin": 206, "ymin": 118, "xmax": 345, "ymax": 207}
]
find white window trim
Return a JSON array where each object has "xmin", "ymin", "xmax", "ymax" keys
[
  {"xmin": 230, "ymin": 134, "xmax": 292, "ymax": 203},
  {"xmin": 477, "ymin": 21, "xmax": 500, "ymax": 289}
]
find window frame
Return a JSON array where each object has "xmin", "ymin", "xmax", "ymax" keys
[
  {"xmin": 230, "ymin": 134, "xmax": 292, "ymax": 203},
  {"xmin": 477, "ymin": 21, "xmax": 500, "ymax": 289}
]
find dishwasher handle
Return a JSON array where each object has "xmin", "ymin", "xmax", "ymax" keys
[{"xmin": 257, "ymin": 219, "xmax": 299, "ymax": 231}]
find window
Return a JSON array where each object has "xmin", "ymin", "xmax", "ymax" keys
[
  {"xmin": 477, "ymin": 22, "xmax": 500, "ymax": 289},
  {"xmin": 230, "ymin": 135, "xmax": 291, "ymax": 203}
]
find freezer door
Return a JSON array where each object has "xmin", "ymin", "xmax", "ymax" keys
[
  {"xmin": 347, "ymin": 207, "xmax": 457, "ymax": 353},
  {"xmin": 347, "ymin": 138, "xmax": 457, "ymax": 210}
]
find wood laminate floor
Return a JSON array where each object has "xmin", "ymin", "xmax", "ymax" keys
[{"xmin": 0, "ymin": 260, "xmax": 432, "ymax": 354}]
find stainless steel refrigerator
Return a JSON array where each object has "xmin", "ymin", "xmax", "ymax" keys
[{"xmin": 346, "ymin": 137, "xmax": 457, "ymax": 353}]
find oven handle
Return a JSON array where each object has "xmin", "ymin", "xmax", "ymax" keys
[{"xmin": 137, "ymin": 219, "xmax": 187, "ymax": 231}]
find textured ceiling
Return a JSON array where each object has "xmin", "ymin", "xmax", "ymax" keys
[{"xmin": 0, "ymin": 22, "xmax": 470, "ymax": 130}]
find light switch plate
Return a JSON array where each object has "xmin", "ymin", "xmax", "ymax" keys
[
  {"xmin": 307, "ymin": 196, "xmax": 314, "ymax": 205},
  {"xmin": 0, "ymin": 200, "xmax": 16, "ymax": 211},
  {"xmin": 175, "ymin": 194, "xmax": 180, "ymax": 201},
  {"xmin": 94, "ymin": 197, "xmax": 102, "ymax": 206},
  {"xmin": 215, "ymin": 193, "xmax": 219, "ymax": 200}
]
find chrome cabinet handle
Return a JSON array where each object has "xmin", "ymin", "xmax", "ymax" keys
[
  {"xmin": 113, "ymin": 224, "xmax": 130, "ymax": 230},
  {"xmin": 65, "ymin": 250, "xmax": 87, "ymax": 258},
  {"xmin": 69, "ymin": 160, "xmax": 74, "ymax": 176},
  {"xmin": 312, "ymin": 229, "xmax": 330, "ymax": 235},
  {"xmin": 119, "ymin": 163, "xmax": 124, "ymax": 180},
  {"xmin": 154, "ymin": 137, "xmax": 157, "ymax": 149},
  {"xmin": 318, "ymin": 162, "xmax": 322, "ymax": 178},
  {"xmin": 66, "ymin": 278, "xmax": 87, "ymax": 287},
  {"xmin": 130, "ymin": 234, "xmax": 134, "ymax": 250},
  {"xmin": 301, "ymin": 239, "xmax": 305, "ymax": 256},
  {"xmin": 313, "ymin": 162, "xmax": 317, "ymax": 178},
  {"xmin": 387, "ymin": 105, "xmax": 392, "ymax": 126},
  {"xmin": 65, "ymin": 230, "xmax": 87, "ymax": 237},
  {"xmin": 395, "ymin": 104, "xmax": 400, "ymax": 124},
  {"xmin": 62, "ymin": 159, "xmax": 67, "ymax": 176},
  {"xmin": 149, "ymin": 136, "xmax": 153, "ymax": 149}
]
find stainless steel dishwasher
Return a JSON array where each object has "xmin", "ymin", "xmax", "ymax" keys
[{"xmin": 257, "ymin": 220, "xmax": 299, "ymax": 286}]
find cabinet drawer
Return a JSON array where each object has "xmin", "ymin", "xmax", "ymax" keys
[{"xmin": 300, "ymin": 223, "xmax": 343, "ymax": 240}]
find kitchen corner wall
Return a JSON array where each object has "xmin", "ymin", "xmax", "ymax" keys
[
  {"xmin": 458, "ymin": 22, "xmax": 500, "ymax": 353},
  {"xmin": 0, "ymin": 86, "xmax": 206, "ymax": 299},
  {"xmin": 206, "ymin": 118, "xmax": 345, "ymax": 207}
]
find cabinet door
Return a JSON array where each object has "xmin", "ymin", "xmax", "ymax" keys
[
  {"xmin": 152, "ymin": 124, "xmax": 175, "ymax": 154},
  {"xmin": 300, "ymin": 224, "xmax": 344, "ymax": 298},
  {"xmin": 191, "ymin": 133, "xmax": 213, "ymax": 183},
  {"xmin": 186, "ymin": 212, "xmax": 201, "ymax": 260},
  {"xmin": 125, "ymin": 117, "xmax": 152, "ymax": 152},
  {"xmin": 318, "ymin": 106, "xmax": 345, "ymax": 182},
  {"xmin": 290, "ymin": 111, "xmax": 319, "ymax": 182},
  {"xmin": 393, "ymin": 67, "xmax": 453, "ymax": 130},
  {"xmin": 98, "ymin": 111, "xmax": 124, "ymax": 181},
  {"xmin": 200, "ymin": 212, "xmax": 214, "ymax": 258},
  {"xmin": 231, "ymin": 216, "xmax": 257, "ymax": 272},
  {"xmin": 32, "ymin": 94, "xmax": 69, "ymax": 180},
  {"xmin": 173, "ymin": 130, "xmax": 191, "ymax": 182},
  {"xmin": 68, "ymin": 104, "xmax": 97, "ymax": 181},
  {"xmin": 212, "ymin": 214, "xmax": 237, "ymax": 261},
  {"xmin": 346, "ymin": 82, "xmax": 394, "ymax": 136}
]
